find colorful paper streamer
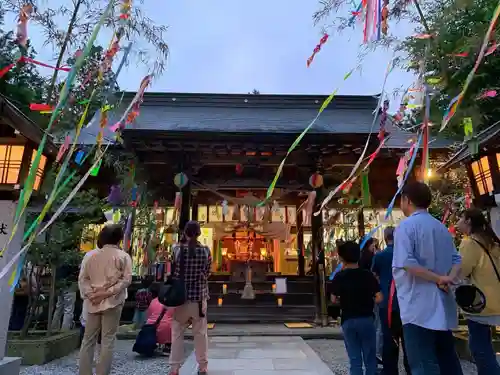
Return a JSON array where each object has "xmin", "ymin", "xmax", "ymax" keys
[
  {"xmin": 5, "ymin": 145, "xmax": 108, "ymax": 289},
  {"xmin": 259, "ymin": 66, "xmax": 356, "ymax": 205},
  {"xmin": 307, "ymin": 34, "xmax": 329, "ymax": 67},
  {"xmin": 316, "ymin": 55, "xmax": 395, "ymax": 215},
  {"xmin": 440, "ymin": 2, "xmax": 500, "ymax": 132},
  {"xmin": 0, "ymin": 0, "xmax": 115, "ymax": 258},
  {"xmin": 385, "ymin": 132, "xmax": 423, "ymax": 219}
]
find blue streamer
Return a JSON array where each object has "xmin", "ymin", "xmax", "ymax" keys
[
  {"xmin": 360, "ymin": 224, "xmax": 383, "ymax": 249},
  {"xmin": 9, "ymin": 252, "xmax": 26, "ymax": 293},
  {"xmin": 329, "ymin": 262, "xmax": 343, "ymax": 280},
  {"xmin": 75, "ymin": 150, "xmax": 84, "ymax": 165},
  {"xmin": 348, "ymin": 2, "xmax": 363, "ymax": 26},
  {"xmin": 385, "ymin": 131, "xmax": 424, "ymax": 219}
]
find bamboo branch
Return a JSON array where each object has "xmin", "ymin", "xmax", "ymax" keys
[{"xmin": 46, "ymin": 0, "xmax": 83, "ymax": 103}]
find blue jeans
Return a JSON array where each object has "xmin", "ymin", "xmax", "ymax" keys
[
  {"xmin": 342, "ymin": 316, "xmax": 377, "ymax": 375},
  {"xmin": 403, "ymin": 323, "xmax": 463, "ymax": 375},
  {"xmin": 467, "ymin": 319, "xmax": 500, "ymax": 375}
]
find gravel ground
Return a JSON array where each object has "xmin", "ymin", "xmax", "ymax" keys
[
  {"xmin": 307, "ymin": 338, "xmax": 480, "ymax": 375},
  {"xmin": 20, "ymin": 340, "xmax": 194, "ymax": 375}
]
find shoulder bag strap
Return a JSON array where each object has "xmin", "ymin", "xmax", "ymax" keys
[
  {"xmin": 472, "ymin": 239, "xmax": 500, "ymax": 283},
  {"xmin": 172, "ymin": 245, "xmax": 186, "ymax": 280},
  {"xmin": 179, "ymin": 244, "xmax": 186, "ymax": 281},
  {"xmin": 154, "ymin": 308, "xmax": 167, "ymax": 326}
]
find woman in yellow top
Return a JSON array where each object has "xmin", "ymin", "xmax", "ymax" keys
[{"xmin": 457, "ymin": 208, "xmax": 500, "ymax": 375}]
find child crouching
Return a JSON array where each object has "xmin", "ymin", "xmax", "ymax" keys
[
  {"xmin": 133, "ymin": 276, "xmax": 154, "ymax": 329},
  {"xmin": 329, "ymin": 241, "xmax": 383, "ymax": 375}
]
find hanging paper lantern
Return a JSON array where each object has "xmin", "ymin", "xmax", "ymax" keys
[
  {"xmin": 174, "ymin": 192, "xmax": 182, "ymax": 210},
  {"xmin": 222, "ymin": 200, "xmax": 229, "ymax": 216},
  {"xmin": 107, "ymin": 185, "xmax": 123, "ymax": 206},
  {"xmin": 174, "ymin": 172, "xmax": 188, "ymax": 189},
  {"xmin": 235, "ymin": 163, "xmax": 244, "ymax": 175},
  {"xmin": 112, "ymin": 209, "xmax": 121, "ymax": 223},
  {"xmin": 103, "ymin": 209, "xmax": 114, "ymax": 222},
  {"xmin": 309, "ymin": 173, "xmax": 323, "ymax": 188}
]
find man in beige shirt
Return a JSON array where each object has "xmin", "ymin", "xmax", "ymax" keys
[{"xmin": 78, "ymin": 224, "xmax": 132, "ymax": 375}]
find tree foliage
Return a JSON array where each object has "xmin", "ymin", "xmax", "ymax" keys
[
  {"xmin": 0, "ymin": 9, "xmax": 47, "ymax": 123},
  {"xmin": 313, "ymin": 0, "xmax": 500, "ymax": 138},
  {"xmin": 2, "ymin": 0, "xmax": 169, "ymax": 79},
  {"xmin": 402, "ymin": 0, "xmax": 500, "ymax": 136}
]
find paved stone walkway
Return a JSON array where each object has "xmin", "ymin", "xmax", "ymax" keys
[
  {"xmin": 19, "ymin": 337, "xmax": 485, "ymax": 375},
  {"xmin": 180, "ymin": 336, "xmax": 333, "ymax": 375}
]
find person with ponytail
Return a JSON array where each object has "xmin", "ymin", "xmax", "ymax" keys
[
  {"xmin": 169, "ymin": 221, "xmax": 211, "ymax": 375},
  {"xmin": 457, "ymin": 208, "xmax": 500, "ymax": 375}
]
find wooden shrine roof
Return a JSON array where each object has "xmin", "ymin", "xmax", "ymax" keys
[
  {"xmin": 437, "ymin": 121, "xmax": 500, "ymax": 172},
  {"xmin": 0, "ymin": 94, "xmax": 57, "ymax": 155},
  {"xmin": 81, "ymin": 92, "xmax": 452, "ymax": 150}
]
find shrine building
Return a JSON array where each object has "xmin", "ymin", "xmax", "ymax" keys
[{"xmin": 77, "ymin": 91, "xmax": 452, "ymax": 322}]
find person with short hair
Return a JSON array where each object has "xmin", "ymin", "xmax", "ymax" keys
[
  {"xmin": 372, "ymin": 226, "xmax": 411, "ymax": 375},
  {"xmin": 330, "ymin": 240, "xmax": 383, "ymax": 375},
  {"xmin": 78, "ymin": 224, "xmax": 133, "ymax": 375},
  {"xmin": 393, "ymin": 182, "xmax": 462, "ymax": 375}
]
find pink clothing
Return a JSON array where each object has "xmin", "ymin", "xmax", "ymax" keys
[{"xmin": 146, "ymin": 298, "xmax": 173, "ymax": 344}]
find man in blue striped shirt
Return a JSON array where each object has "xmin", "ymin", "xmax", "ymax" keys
[{"xmin": 393, "ymin": 182, "xmax": 463, "ymax": 375}]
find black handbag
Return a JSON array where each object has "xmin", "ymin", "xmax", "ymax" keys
[
  {"xmin": 132, "ymin": 308, "xmax": 167, "ymax": 357},
  {"xmin": 455, "ymin": 239, "xmax": 500, "ymax": 314},
  {"xmin": 158, "ymin": 246, "xmax": 187, "ymax": 307}
]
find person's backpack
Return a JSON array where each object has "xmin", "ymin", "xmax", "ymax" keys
[{"xmin": 132, "ymin": 308, "xmax": 167, "ymax": 357}]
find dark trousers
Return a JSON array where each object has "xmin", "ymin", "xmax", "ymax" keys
[
  {"xmin": 9, "ymin": 296, "xmax": 29, "ymax": 331},
  {"xmin": 342, "ymin": 316, "xmax": 377, "ymax": 375},
  {"xmin": 403, "ymin": 323, "xmax": 463, "ymax": 375},
  {"xmin": 379, "ymin": 308, "xmax": 411, "ymax": 375},
  {"xmin": 467, "ymin": 319, "xmax": 500, "ymax": 375}
]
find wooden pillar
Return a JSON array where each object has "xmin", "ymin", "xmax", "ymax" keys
[
  {"xmin": 311, "ymin": 188, "xmax": 324, "ymax": 321},
  {"xmin": 178, "ymin": 179, "xmax": 191, "ymax": 236},
  {"xmin": 191, "ymin": 191, "xmax": 199, "ymax": 222},
  {"xmin": 297, "ymin": 204, "xmax": 305, "ymax": 276},
  {"xmin": 357, "ymin": 208, "xmax": 365, "ymax": 238}
]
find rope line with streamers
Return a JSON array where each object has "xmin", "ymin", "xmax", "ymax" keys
[
  {"xmin": 0, "ymin": 0, "xmax": 115, "ymax": 258},
  {"xmin": 258, "ymin": 67, "xmax": 357, "ymax": 206},
  {"xmin": 315, "ymin": 54, "xmax": 396, "ymax": 215}
]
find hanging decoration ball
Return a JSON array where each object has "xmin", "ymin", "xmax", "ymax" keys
[
  {"xmin": 174, "ymin": 172, "xmax": 188, "ymax": 188},
  {"xmin": 309, "ymin": 172, "xmax": 324, "ymax": 188},
  {"xmin": 235, "ymin": 163, "xmax": 244, "ymax": 175}
]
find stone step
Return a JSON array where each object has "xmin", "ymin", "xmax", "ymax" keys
[{"xmin": 208, "ymin": 292, "xmax": 315, "ymax": 305}]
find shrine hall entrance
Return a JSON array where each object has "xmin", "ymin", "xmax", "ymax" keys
[{"xmin": 218, "ymin": 230, "xmax": 275, "ymax": 281}]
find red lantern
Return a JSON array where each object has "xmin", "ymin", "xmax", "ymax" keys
[{"xmin": 235, "ymin": 163, "xmax": 243, "ymax": 175}]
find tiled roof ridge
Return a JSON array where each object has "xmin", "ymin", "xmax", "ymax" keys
[{"xmin": 124, "ymin": 91, "xmax": 381, "ymax": 110}]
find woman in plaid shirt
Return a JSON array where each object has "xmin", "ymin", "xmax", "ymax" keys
[{"xmin": 169, "ymin": 221, "xmax": 211, "ymax": 375}]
